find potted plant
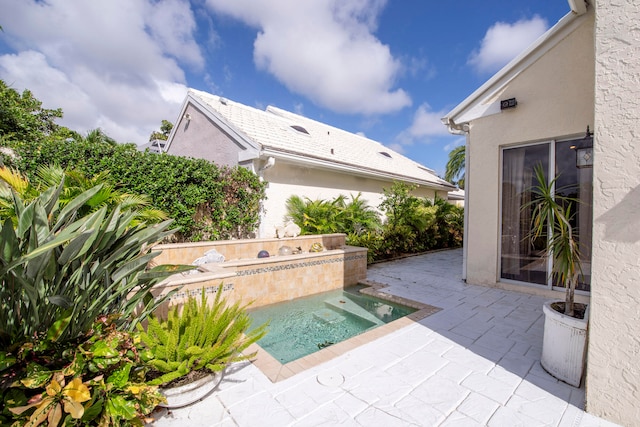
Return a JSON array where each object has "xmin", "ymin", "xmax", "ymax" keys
[
  {"xmin": 528, "ymin": 164, "xmax": 588, "ymax": 387},
  {"xmin": 137, "ymin": 285, "xmax": 267, "ymax": 409}
]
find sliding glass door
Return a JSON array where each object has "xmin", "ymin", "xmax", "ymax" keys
[{"xmin": 500, "ymin": 139, "xmax": 592, "ymax": 291}]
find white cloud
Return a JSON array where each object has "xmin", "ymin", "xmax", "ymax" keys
[
  {"xmin": 443, "ymin": 138, "xmax": 465, "ymax": 152},
  {"xmin": 392, "ymin": 103, "xmax": 458, "ymax": 162},
  {"xmin": 468, "ymin": 15, "xmax": 548, "ymax": 74},
  {"xmin": 407, "ymin": 104, "xmax": 452, "ymax": 138},
  {"xmin": 204, "ymin": 0, "xmax": 411, "ymax": 115},
  {"xmin": 0, "ymin": 0, "xmax": 202, "ymax": 144}
]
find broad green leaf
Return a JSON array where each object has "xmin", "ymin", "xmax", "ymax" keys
[
  {"xmin": 46, "ymin": 310, "xmax": 72, "ymax": 342},
  {"xmin": 106, "ymin": 395, "xmax": 137, "ymax": 421},
  {"xmin": 0, "ymin": 218, "xmax": 18, "ymax": 263},
  {"xmin": 106, "ymin": 364, "xmax": 131, "ymax": 389},
  {"xmin": 90, "ymin": 341, "xmax": 119, "ymax": 358},
  {"xmin": 52, "ymin": 184, "xmax": 103, "ymax": 232},
  {"xmin": 16, "ymin": 201, "xmax": 34, "ymax": 239},
  {"xmin": 57, "ymin": 227, "xmax": 96, "ymax": 265}
]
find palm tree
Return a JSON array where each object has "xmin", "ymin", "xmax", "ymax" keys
[{"xmin": 445, "ymin": 145, "xmax": 465, "ymax": 189}]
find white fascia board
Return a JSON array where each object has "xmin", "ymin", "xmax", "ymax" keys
[
  {"xmin": 262, "ymin": 148, "xmax": 455, "ymax": 191},
  {"xmin": 163, "ymin": 97, "xmax": 190, "ymax": 153},
  {"xmin": 442, "ymin": 10, "xmax": 583, "ymax": 129}
]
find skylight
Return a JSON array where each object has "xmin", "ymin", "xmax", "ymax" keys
[{"xmin": 290, "ymin": 125, "xmax": 309, "ymax": 135}]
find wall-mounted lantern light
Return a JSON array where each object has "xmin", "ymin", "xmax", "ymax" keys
[
  {"xmin": 500, "ymin": 98, "xmax": 517, "ymax": 110},
  {"xmin": 576, "ymin": 125, "xmax": 594, "ymax": 168}
]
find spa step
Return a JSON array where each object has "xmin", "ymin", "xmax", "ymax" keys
[
  {"xmin": 313, "ymin": 308, "xmax": 346, "ymax": 324},
  {"xmin": 324, "ymin": 297, "xmax": 384, "ymax": 327}
]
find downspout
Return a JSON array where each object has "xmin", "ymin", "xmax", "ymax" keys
[{"xmin": 443, "ymin": 118, "xmax": 470, "ymax": 281}]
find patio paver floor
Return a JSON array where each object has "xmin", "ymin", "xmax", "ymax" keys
[{"xmin": 151, "ymin": 249, "xmax": 620, "ymax": 427}]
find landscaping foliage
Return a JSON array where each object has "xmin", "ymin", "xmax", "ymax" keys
[
  {"xmin": 0, "ymin": 175, "xmax": 192, "ymax": 425},
  {"xmin": 285, "ymin": 182, "xmax": 464, "ymax": 263},
  {"xmin": 286, "ymin": 193, "xmax": 382, "ymax": 235},
  {"xmin": 2, "ymin": 317, "xmax": 165, "ymax": 426},
  {"xmin": 0, "ymin": 79, "xmax": 267, "ymax": 242},
  {"xmin": 138, "ymin": 285, "xmax": 267, "ymax": 387},
  {"xmin": 0, "ymin": 174, "xmax": 187, "ymax": 347}
]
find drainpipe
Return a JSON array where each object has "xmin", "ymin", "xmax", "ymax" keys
[{"xmin": 443, "ymin": 118, "xmax": 470, "ymax": 282}]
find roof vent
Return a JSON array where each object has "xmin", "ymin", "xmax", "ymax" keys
[
  {"xmin": 379, "ymin": 151, "xmax": 392, "ymax": 158},
  {"xmin": 290, "ymin": 125, "xmax": 309, "ymax": 135},
  {"xmin": 219, "ymin": 97, "xmax": 228, "ymax": 105}
]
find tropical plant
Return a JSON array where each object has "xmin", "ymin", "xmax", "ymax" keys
[
  {"xmin": 285, "ymin": 193, "xmax": 381, "ymax": 236},
  {"xmin": 428, "ymin": 197, "xmax": 464, "ymax": 248},
  {"xmin": 379, "ymin": 182, "xmax": 436, "ymax": 232},
  {"xmin": 138, "ymin": 285, "xmax": 267, "ymax": 387},
  {"xmin": 445, "ymin": 145, "xmax": 465, "ymax": 189},
  {"xmin": 527, "ymin": 164, "xmax": 583, "ymax": 317},
  {"xmin": 0, "ymin": 174, "xmax": 190, "ymax": 348},
  {"xmin": 0, "ymin": 165, "xmax": 167, "ymax": 226},
  {"xmin": 2, "ymin": 316, "xmax": 165, "ymax": 426}
]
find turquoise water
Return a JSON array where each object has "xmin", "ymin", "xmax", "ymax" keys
[{"xmin": 247, "ymin": 287, "xmax": 416, "ymax": 364}]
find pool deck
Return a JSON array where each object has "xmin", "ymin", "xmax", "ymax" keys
[{"xmin": 151, "ymin": 249, "xmax": 620, "ymax": 427}]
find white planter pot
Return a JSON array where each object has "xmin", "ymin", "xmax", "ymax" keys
[
  {"xmin": 159, "ymin": 371, "xmax": 224, "ymax": 409},
  {"xmin": 541, "ymin": 301, "xmax": 589, "ymax": 387}
]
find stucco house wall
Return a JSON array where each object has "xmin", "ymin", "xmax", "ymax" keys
[
  {"xmin": 260, "ymin": 161, "xmax": 442, "ymax": 236},
  {"xmin": 463, "ymin": 10, "xmax": 594, "ymax": 298},
  {"xmin": 168, "ymin": 104, "xmax": 248, "ymax": 167},
  {"xmin": 586, "ymin": 1, "xmax": 640, "ymax": 424}
]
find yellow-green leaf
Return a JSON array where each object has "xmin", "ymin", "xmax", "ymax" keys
[
  {"xmin": 63, "ymin": 377, "xmax": 91, "ymax": 402},
  {"xmin": 63, "ymin": 399, "xmax": 85, "ymax": 419}
]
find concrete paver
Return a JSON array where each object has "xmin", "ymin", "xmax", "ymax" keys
[{"xmin": 151, "ymin": 249, "xmax": 620, "ymax": 427}]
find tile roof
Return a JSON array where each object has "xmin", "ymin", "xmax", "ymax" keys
[{"xmin": 189, "ymin": 89, "xmax": 454, "ymax": 190}]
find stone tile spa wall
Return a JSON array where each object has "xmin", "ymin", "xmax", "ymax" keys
[{"xmin": 151, "ymin": 234, "xmax": 368, "ymax": 311}]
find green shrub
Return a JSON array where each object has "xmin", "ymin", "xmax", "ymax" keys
[
  {"xmin": 1, "ymin": 138, "xmax": 267, "ymax": 242},
  {"xmin": 0, "ymin": 173, "xmax": 190, "ymax": 348},
  {"xmin": 285, "ymin": 193, "xmax": 381, "ymax": 235},
  {"xmin": 289, "ymin": 182, "xmax": 464, "ymax": 263},
  {"xmin": 138, "ymin": 285, "xmax": 267, "ymax": 387}
]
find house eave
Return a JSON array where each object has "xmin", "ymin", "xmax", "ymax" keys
[
  {"xmin": 442, "ymin": 6, "xmax": 590, "ymax": 131},
  {"xmin": 261, "ymin": 147, "xmax": 455, "ymax": 192}
]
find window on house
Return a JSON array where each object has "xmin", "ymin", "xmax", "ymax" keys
[{"xmin": 500, "ymin": 139, "xmax": 592, "ymax": 292}]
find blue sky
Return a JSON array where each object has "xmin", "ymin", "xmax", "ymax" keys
[{"xmin": 0, "ymin": 0, "xmax": 570, "ymax": 177}]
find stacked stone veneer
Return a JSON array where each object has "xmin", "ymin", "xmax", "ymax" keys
[{"xmin": 151, "ymin": 234, "xmax": 368, "ymax": 310}]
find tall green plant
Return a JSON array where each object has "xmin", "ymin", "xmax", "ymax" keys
[
  {"xmin": 0, "ymin": 177, "xmax": 189, "ymax": 348},
  {"xmin": 379, "ymin": 182, "xmax": 434, "ymax": 232},
  {"xmin": 285, "ymin": 193, "xmax": 381, "ymax": 235},
  {"xmin": 528, "ymin": 164, "xmax": 583, "ymax": 317},
  {"xmin": 138, "ymin": 285, "xmax": 267, "ymax": 386},
  {"xmin": 445, "ymin": 145, "xmax": 465, "ymax": 189}
]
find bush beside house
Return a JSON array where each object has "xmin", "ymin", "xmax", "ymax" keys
[{"xmin": 286, "ymin": 182, "xmax": 464, "ymax": 263}]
